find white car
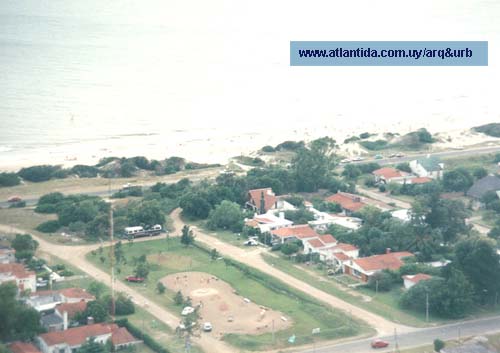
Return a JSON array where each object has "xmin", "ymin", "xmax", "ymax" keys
[
  {"xmin": 181, "ymin": 306, "xmax": 195, "ymax": 316},
  {"xmin": 340, "ymin": 158, "xmax": 351, "ymax": 164},
  {"xmin": 351, "ymin": 156, "xmax": 364, "ymax": 162},
  {"xmin": 203, "ymin": 322, "xmax": 213, "ymax": 332},
  {"xmin": 244, "ymin": 239, "xmax": 259, "ymax": 246}
]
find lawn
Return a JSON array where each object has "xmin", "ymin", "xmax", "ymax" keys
[
  {"xmin": 86, "ymin": 239, "xmax": 372, "ymax": 351},
  {"xmin": 181, "ymin": 216, "xmax": 249, "ymax": 248},
  {"xmin": 261, "ymin": 253, "xmax": 445, "ymax": 327}
]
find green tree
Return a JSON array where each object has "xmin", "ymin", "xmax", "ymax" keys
[
  {"xmin": 0, "ymin": 172, "xmax": 21, "ymax": 187},
  {"xmin": 0, "ymin": 282, "xmax": 42, "ymax": 341},
  {"xmin": 114, "ymin": 241, "xmax": 124, "ymax": 264},
  {"xmin": 127, "ymin": 200, "xmax": 165, "ymax": 226},
  {"xmin": 11, "ymin": 234, "xmax": 39, "ymax": 261},
  {"xmin": 281, "ymin": 242, "xmax": 300, "ymax": 255},
  {"xmin": 284, "ymin": 209, "xmax": 315, "ymax": 224},
  {"xmin": 179, "ymin": 192, "xmax": 212, "ymax": 219},
  {"xmin": 157, "ymin": 282, "xmax": 166, "ymax": 294},
  {"xmin": 434, "ymin": 339, "xmax": 445, "ymax": 352},
  {"xmin": 88, "ymin": 281, "xmax": 106, "ymax": 299},
  {"xmin": 206, "ymin": 200, "xmax": 244, "ymax": 232},
  {"xmin": 473, "ymin": 167, "xmax": 488, "ymax": 180},
  {"xmin": 78, "ymin": 301, "xmax": 108, "ymax": 323},
  {"xmin": 367, "ymin": 271, "xmax": 394, "ymax": 292},
  {"xmin": 180, "ymin": 225, "xmax": 195, "ymax": 247},
  {"xmin": 134, "ymin": 261, "xmax": 150, "ymax": 279},
  {"xmin": 174, "ymin": 290, "xmax": 184, "ymax": 305},
  {"xmin": 442, "ymin": 168, "xmax": 474, "ymax": 192},
  {"xmin": 454, "ymin": 237, "xmax": 500, "ymax": 302},
  {"xmin": 36, "ymin": 220, "xmax": 60, "ymax": 233}
]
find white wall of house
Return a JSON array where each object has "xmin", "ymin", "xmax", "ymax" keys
[{"xmin": 403, "ymin": 278, "xmax": 417, "ymax": 290}]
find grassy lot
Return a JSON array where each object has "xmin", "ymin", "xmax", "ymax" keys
[
  {"xmin": 262, "ymin": 253, "xmax": 444, "ymax": 327},
  {"xmin": 263, "ymin": 254, "xmax": 500, "ymax": 330},
  {"xmin": 441, "ymin": 152, "xmax": 499, "ymax": 171},
  {"xmin": 86, "ymin": 239, "xmax": 372, "ymax": 351},
  {"xmin": 399, "ymin": 333, "xmax": 500, "ymax": 353},
  {"xmin": 181, "ymin": 216, "xmax": 248, "ymax": 248},
  {"xmin": 0, "ymin": 167, "xmax": 223, "ymax": 201}
]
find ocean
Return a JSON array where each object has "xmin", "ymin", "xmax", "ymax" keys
[{"xmin": 0, "ymin": 0, "xmax": 499, "ymax": 170}]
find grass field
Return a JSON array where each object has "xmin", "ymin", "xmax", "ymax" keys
[
  {"xmin": 262, "ymin": 253, "xmax": 445, "ymax": 327},
  {"xmin": 86, "ymin": 239, "xmax": 372, "ymax": 351}
]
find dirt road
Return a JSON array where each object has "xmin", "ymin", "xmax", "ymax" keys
[
  {"xmin": 170, "ymin": 209, "xmax": 414, "ymax": 336},
  {"xmin": 0, "ymin": 224, "xmax": 234, "ymax": 353}
]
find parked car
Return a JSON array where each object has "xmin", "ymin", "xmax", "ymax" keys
[
  {"xmin": 125, "ymin": 276, "xmax": 145, "ymax": 283},
  {"xmin": 181, "ymin": 306, "xmax": 195, "ymax": 316},
  {"xmin": 7, "ymin": 196, "xmax": 22, "ymax": 203},
  {"xmin": 374, "ymin": 154, "xmax": 383, "ymax": 159},
  {"xmin": 340, "ymin": 158, "xmax": 351, "ymax": 164},
  {"xmin": 243, "ymin": 239, "xmax": 259, "ymax": 246},
  {"xmin": 351, "ymin": 156, "xmax": 364, "ymax": 162},
  {"xmin": 203, "ymin": 322, "xmax": 213, "ymax": 332},
  {"xmin": 395, "ymin": 152, "xmax": 405, "ymax": 157},
  {"xmin": 371, "ymin": 339, "xmax": 389, "ymax": 349}
]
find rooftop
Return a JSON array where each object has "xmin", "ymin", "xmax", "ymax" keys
[
  {"xmin": 403, "ymin": 273, "xmax": 432, "ymax": 284},
  {"xmin": 271, "ymin": 225, "xmax": 318, "ymax": 239},
  {"xmin": 416, "ymin": 156, "xmax": 443, "ymax": 172},
  {"xmin": 325, "ymin": 192, "xmax": 366, "ymax": 212},
  {"xmin": 0, "ymin": 263, "xmax": 35, "ymax": 279},
  {"xmin": 248, "ymin": 188, "xmax": 277, "ymax": 213},
  {"xmin": 39, "ymin": 323, "xmax": 136, "ymax": 347},
  {"xmin": 56, "ymin": 301, "xmax": 87, "ymax": 319},
  {"xmin": 467, "ymin": 175, "xmax": 500, "ymax": 199},
  {"xmin": 410, "ymin": 177, "xmax": 432, "ymax": 184},
  {"xmin": 8, "ymin": 342, "xmax": 41, "ymax": 353},
  {"xmin": 352, "ymin": 251, "xmax": 414, "ymax": 272},
  {"xmin": 373, "ymin": 167, "xmax": 406, "ymax": 179}
]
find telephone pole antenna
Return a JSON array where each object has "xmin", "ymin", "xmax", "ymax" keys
[{"xmin": 109, "ymin": 206, "xmax": 115, "ymax": 319}]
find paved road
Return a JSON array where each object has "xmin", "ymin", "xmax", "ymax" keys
[
  {"xmin": 356, "ymin": 186, "xmax": 412, "ymax": 209},
  {"xmin": 171, "ymin": 209, "xmax": 411, "ymax": 337},
  {"xmin": 298, "ymin": 315, "xmax": 500, "ymax": 353},
  {"xmin": 0, "ymin": 223, "xmax": 234, "ymax": 353}
]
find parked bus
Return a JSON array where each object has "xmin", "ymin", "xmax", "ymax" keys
[{"xmin": 124, "ymin": 224, "xmax": 162, "ymax": 239}]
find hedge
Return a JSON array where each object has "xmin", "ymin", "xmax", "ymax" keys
[{"xmin": 115, "ymin": 318, "xmax": 172, "ymax": 353}]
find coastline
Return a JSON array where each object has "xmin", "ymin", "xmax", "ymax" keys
[{"xmin": 0, "ymin": 122, "xmax": 499, "ymax": 173}]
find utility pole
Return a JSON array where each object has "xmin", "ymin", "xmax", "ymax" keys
[
  {"xmin": 375, "ymin": 280, "xmax": 379, "ymax": 295},
  {"xmin": 109, "ymin": 206, "xmax": 115, "ymax": 319},
  {"xmin": 426, "ymin": 291, "xmax": 429, "ymax": 322},
  {"xmin": 393, "ymin": 328, "xmax": 400, "ymax": 353}
]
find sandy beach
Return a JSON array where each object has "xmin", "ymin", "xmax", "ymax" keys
[{"xmin": 1, "ymin": 120, "xmax": 499, "ymax": 173}]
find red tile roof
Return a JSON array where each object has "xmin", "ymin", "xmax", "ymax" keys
[
  {"xmin": 373, "ymin": 167, "xmax": 405, "ymax": 179},
  {"xmin": 39, "ymin": 323, "xmax": 116, "ymax": 347},
  {"xmin": 334, "ymin": 243, "xmax": 359, "ymax": 252},
  {"xmin": 410, "ymin": 177, "xmax": 432, "ymax": 184},
  {"xmin": 319, "ymin": 234, "xmax": 337, "ymax": 244},
  {"xmin": 403, "ymin": 273, "xmax": 432, "ymax": 284},
  {"xmin": 0, "ymin": 263, "xmax": 35, "ymax": 279},
  {"xmin": 59, "ymin": 288, "xmax": 95, "ymax": 300},
  {"xmin": 325, "ymin": 192, "xmax": 366, "ymax": 212},
  {"xmin": 56, "ymin": 301, "xmax": 87, "ymax": 319},
  {"xmin": 39, "ymin": 323, "xmax": 137, "ymax": 347},
  {"xmin": 271, "ymin": 225, "xmax": 318, "ymax": 239},
  {"xmin": 352, "ymin": 252, "xmax": 414, "ymax": 272},
  {"xmin": 307, "ymin": 238, "xmax": 325, "ymax": 249},
  {"xmin": 332, "ymin": 252, "xmax": 350, "ymax": 261},
  {"xmin": 9, "ymin": 342, "xmax": 41, "ymax": 353},
  {"xmin": 248, "ymin": 188, "xmax": 277, "ymax": 212},
  {"xmin": 111, "ymin": 327, "xmax": 141, "ymax": 346}
]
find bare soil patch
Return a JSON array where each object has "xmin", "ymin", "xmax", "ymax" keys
[{"xmin": 161, "ymin": 271, "xmax": 292, "ymax": 337}]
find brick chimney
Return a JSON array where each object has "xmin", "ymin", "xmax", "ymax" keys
[
  {"xmin": 87, "ymin": 316, "xmax": 94, "ymax": 325},
  {"xmin": 386, "ymin": 248, "xmax": 391, "ymax": 254}
]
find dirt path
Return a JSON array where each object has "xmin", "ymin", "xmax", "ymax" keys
[
  {"xmin": 170, "ymin": 209, "xmax": 414, "ymax": 336},
  {"xmin": 0, "ymin": 224, "xmax": 234, "ymax": 353}
]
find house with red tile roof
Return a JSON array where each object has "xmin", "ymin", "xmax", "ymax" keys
[
  {"xmin": 407, "ymin": 177, "xmax": 432, "ymax": 184},
  {"xmin": 37, "ymin": 323, "xmax": 141, "ymax": 353},
  {"xmin": 325, "ymin": 192, "xmax": 367, "ymax": 215},
  {"xmin": 8, "ymin": 342, "xmax": 42, "ymax": 353},
  {"xmin": 303, "ymin": 234, "xmax": 337, "ymax": 254},
  {"xmin": 373, "ymin": 167, "xmax": 412, "ymax": 184},
  {"xmin": 27, "ymin": 288, "xmax": 95, "ymax": 313},
  {"xmin": 244, "ymin": 211, "xmax": 293, "ymax": 233},
  {"xmin": 0, "ymin": 263, "xmax": 36, "ymax": 293},
  {"xmin": 321, "ymin": 242, "xmax": 360, "ymax": 268},
  {"xmin": 270, "ymin": 225, "xmax": 319, "ymax": 244},
  {"xmin": 55, "ymin": 301, "xmax": 87, "ymax": 320},
  {"xmin": 246, "ymin": 188, "xmax": 295, "ymax": 214},
  {"xmin": 403, "ymin": 273, "xmax": 432, "ymax": 289},
  {"xmin": 343, "ymin": 250, "xmax": 414, "ymax": 282}
]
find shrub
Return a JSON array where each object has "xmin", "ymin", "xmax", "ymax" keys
[
  {"xmin": 396, "ymin": 162, "xmax": 411, "ymax": 173},
  {"xmin": 359, "ymin": 140, "xmax": 389, "ymax": 150},
  {"xmin": 275, "ymin": 140, "xmax": 304, "ymax": 151},
  {"xmin": 359, "ymin": 132, "xmax": 371, "ymax": 139},
  {"xmin": 261, "ymin": 145, "xmax": 275, "ymax": 153},
  {"xmin": 38, "ymin": 192, "xmax": 65, "ymax": 205},
  {"xmin": 367, "ymin": 271, "xmax": 394, "ymax": 292},
  {"xmin": 474, "ymin": 123, "xmax": 500, "ymax": 137},
  {"xmin": 0, "ymin": 172, "xmax": 21, "ymax": 187},
  {"xmin": 434, "ymin": 339, "xmax": 445, "ymax": 352},
  {"xmin": 34, "ymin": 203, "xmax": 57, "ymax": 214},
  {"xmin": 70, "ymin": 165, "xmax": 99, "ymax": 178},
  {"xmin": 18, "ymin": 165, "xmax": 62, "ymax": 182},
  {"xmin": 36, "ymin": 220, "xmax": 60, "ymax": 233},
  {"xmin": 281, "ymin": 242, "xmax": 300, "ymax": 255},
  {"xmin": 9, "ymin": 201, "xmax": 26, "ymax": 208}
]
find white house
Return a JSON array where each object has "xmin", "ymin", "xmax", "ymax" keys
[
  {"xmin": 244, "ymin": 211, "xmax": 293, "ymax": 233},
  {"xmin": 409, "ymin": 156, "xmax": 444, "ymax": 179},
  {"xmin": 26, "ymin": 288, "xmax": 95, "ymax": 313},
  {"xmin": 270, "ymin": 225, "xmax": 319, "ymax": 244},
  {"xmin": 322, "ymin": 243, "xmax": 360, "ymax": 269},
  {"xmin": 402, "ymin": 273, "xmax": 432, "ymax": 290},
  {"xmin": 372, "ymin": 167, "xmax": 413, "ymax": 184},
  {"xmin": 303, "ymin": 234, "xmax": 337, "ymax": 255},
  {"xmin": 0, "ymin": 263, "xmax": 36, "ymax": 293},
  {"xmin": 344, "ymin": 250, "xmax": 414, "ymax": 282}
]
